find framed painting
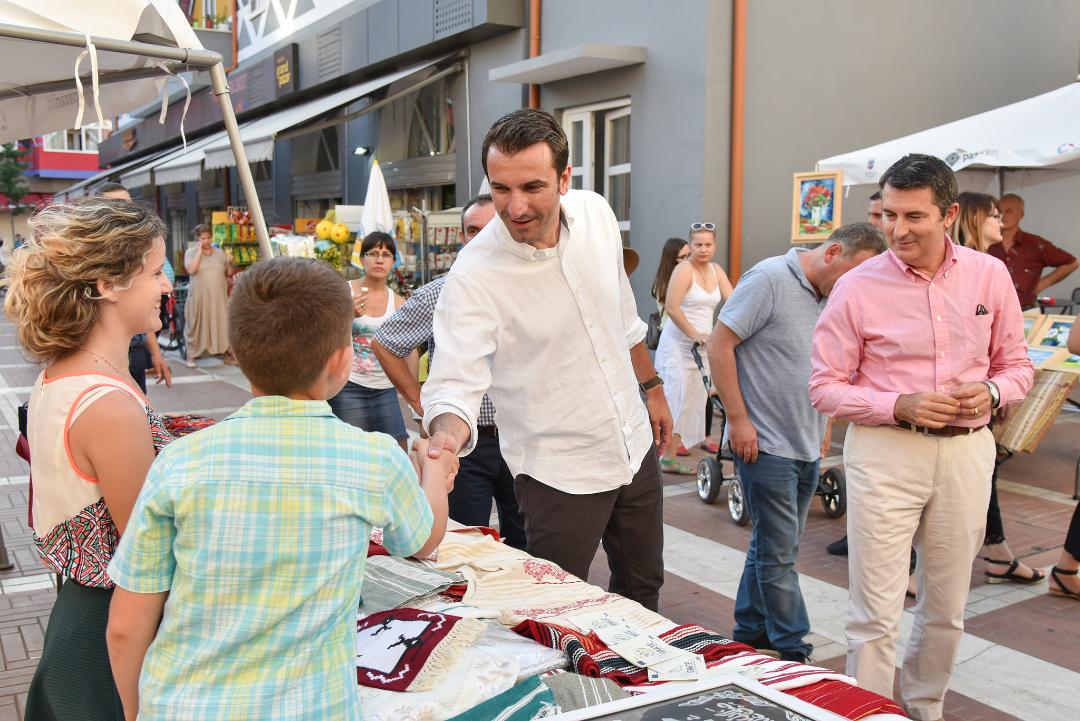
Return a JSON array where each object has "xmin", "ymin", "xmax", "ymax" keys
[
  {"xmin": 553, "ymin": 674, "xmax": 848, "ymax": 721},
  {"xmin": 1044, "ymin": 350, "xmax": 1080, "ymax": 374},
  {"xmin": 792, "ymin": 170, "xmax": 842, "ymax": 243},
  {"xmin": 1027, "ymin": 346, "xmax": 1059, "ymax": 370},
  {"xmin": 1023, "ymin": 311, "xmax": 1047, "ymax": 344},
  {"xmin": 1030, "ymin": 314, "xmax": 1075, "ymax": 349}
]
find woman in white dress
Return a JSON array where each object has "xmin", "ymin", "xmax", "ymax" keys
[{"xmin": 654, "ymin": 223, "xmax": 733, "ymax": 474}]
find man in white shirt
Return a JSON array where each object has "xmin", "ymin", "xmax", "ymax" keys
[{"xmin": 422, "ymin": 109, "xmax": 673, "ymax": 610}]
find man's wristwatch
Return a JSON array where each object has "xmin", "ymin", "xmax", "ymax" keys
[
  {"xmin": 983, "ymin": 380, "xmax": 1001, "ymax": 408},
  {"xmin": 639, "ymin": 374, "xmax": 664, "ymax": 393}
]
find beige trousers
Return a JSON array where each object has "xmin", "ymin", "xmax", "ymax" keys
[{"xmin": 843, "ymin": 424, "xmax": 994, "ymax": 721}]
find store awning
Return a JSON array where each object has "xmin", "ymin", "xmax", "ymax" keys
[
  {"xmin": 202, "ymin": 60, "xmax": 437, "ymax": 170},
  {"xmin": 57, "ymin": 148, "xmax": 173, "ymax": 198},
  {"xmin": 488, "ymin": 44, "xmax": 646, "ymax": 85},
  {"xmin": 120, "ymin": 128, "xmax": 230, "ymax": 188}
]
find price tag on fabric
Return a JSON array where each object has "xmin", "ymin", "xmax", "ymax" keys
[
  {"xmin": 594, "ymin": 623, "xmax": 646, "ymax": 647},
  {"xmin": 646, "ymin": 652, "xmax": 706, "ymax": 681},
  {"xmin": 608, "ymin": 635, "xmax": 686, "ymax": 668}
]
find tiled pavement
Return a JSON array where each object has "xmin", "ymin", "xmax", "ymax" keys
[{"xmin": 0, "ymin": 311, "xmax": 1078, "ymax": 719}]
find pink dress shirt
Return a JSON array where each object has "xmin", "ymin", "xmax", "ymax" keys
[{"xmin": 809, "ymin": 240, "xmax": 1033, "ymax": 427}]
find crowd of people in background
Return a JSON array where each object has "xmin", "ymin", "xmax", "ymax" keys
[{"xmin": 3, "ymin": 107, "xmax": 1080, "ymax": 721}]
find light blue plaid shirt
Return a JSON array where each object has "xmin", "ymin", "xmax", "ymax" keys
[{"xmin": 109, "ymin": 396, "xmax": 433, "ymax": 721}]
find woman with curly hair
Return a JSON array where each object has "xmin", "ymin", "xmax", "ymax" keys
[{"xmin": 5, "ymin": 198, "xmax": 174, "ymax": 721}]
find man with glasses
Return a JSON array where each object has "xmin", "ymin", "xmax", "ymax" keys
[
  {"xmin": 372, "ymin": 196, "xmax": 526, "ymax": 550},
  {"xmin": 810, "ymin": 155, "xmax": 1032, "ymax": 720},
  {"xmin": 708, "ymin": 223, "xmax": 884, "ymax": 664},
  {"xmin": 988, "ymin": 193, "xmax": 1077, "ymax": 309}
]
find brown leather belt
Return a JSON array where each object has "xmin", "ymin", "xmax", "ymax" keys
[{"xmin": 895, "ymin": 421, "xmax": 985, "ymax": 437}]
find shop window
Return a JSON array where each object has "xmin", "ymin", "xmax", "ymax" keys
[
  {"xmin": 292, "ymin": 126, "xmax": 341, "ymax": 175},
  {"xmin": 376, "ymin": 72, "xmax": 459, "ymax": 162},
  {"xmin": 562, "ymin": 100, "xmax": 632, "ymax": 245},
  {"xmin": 40, "ymin": 122, "xmax": 111, "ymax": 153}
]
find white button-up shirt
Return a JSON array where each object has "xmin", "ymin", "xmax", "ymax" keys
[{"xmin": 422, "ymin": 189, "xmax": 652, "ymax": 494}]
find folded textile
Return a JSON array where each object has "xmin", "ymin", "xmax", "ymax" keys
[
  {"xmin": 785, "ymin": 679, "xmax": 906, "ymax": 720},
  {"xmin": 357, "ymin": 653, "xmax": 519, "ymax": 721},
  {"xmin": 540, "ymin": 670, "xmax": 627, "ymax": 712},
  {"xmin": 624, "ymin": 650, "xmax": 853, "ymax": 693},
  {"xmin": 356, "ymin": 609, "xmax": 484, "ymax": 692},
  {"xmin": 433, "ymin": 529, "xmax": 668, "ymax": 630},
  {"xmin": 444, "ymin": 676, "xmax": 559, "ymax": 721},
  {"xmin": 368, "ymin": 527, "xmax": 439, "ymax": 561},
  {"xmin": 512, "ymin": 619, "xmax": 752, "ymax": 687},
  {"xmin": 474, "ymin": 621, "xmax": 568, "ymax": 681},
  {"xmin": 360, "ymin": 555, "xmax": 464, "ymax": 613}
]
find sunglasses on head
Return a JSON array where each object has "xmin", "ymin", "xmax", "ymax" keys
[{"xmin": 690, "ymin": 222, "xmax": 716, "ymax": 232}]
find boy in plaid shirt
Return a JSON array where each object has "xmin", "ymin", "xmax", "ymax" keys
[{"xmin": 106, "ymin": 258, "xmax": 455, "ymax": 721}]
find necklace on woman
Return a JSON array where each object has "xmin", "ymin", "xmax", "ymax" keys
[{"xmin": 83, "ymin": 348, "xmax": 128, "ymax": 377}]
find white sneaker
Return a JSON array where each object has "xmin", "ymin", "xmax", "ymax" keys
[{"xmin": 185, "ymin": 358, "xmax": 197, "ymax": 368}]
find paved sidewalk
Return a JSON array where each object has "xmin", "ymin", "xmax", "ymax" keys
[{"xmin": 0, "ymin": 308, "xmax": 1077, "ymax": 720}]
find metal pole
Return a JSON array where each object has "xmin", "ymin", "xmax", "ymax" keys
[
  {"xmin": 0, "ymin": 63, "xmax": 192, "ymax": 101},
  {"xmin": 0, "ymin": 22, "xmax": 222, "ymax": 67},
  {"xmin": 209, "ymin": 63, "xmax": 271, "ymax": 260}
]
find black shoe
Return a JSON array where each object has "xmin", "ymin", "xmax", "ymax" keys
[
  {"xmin": 734, "ymin": 631, "xmax": 773, "ymax": 651},
  {"xmin": 779, "ymin": 651, "xmax": 809, "ymax": 664},
  {"xmin": 826, "ymin": 536, "xmax": 848, "ymax": 556}
]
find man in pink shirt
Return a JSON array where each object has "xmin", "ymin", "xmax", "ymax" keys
[{"xmin": 809, "ymin": 154, "xmax": 1032, "ymax": 721}]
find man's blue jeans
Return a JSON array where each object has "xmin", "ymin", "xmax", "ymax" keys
[{"xmin": 732, "ymin": 451, "xmax": 819, "ymax": 657}]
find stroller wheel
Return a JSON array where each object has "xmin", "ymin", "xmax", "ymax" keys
[
  {"xmin": 696, "ymin": 457, "xmax": 722, "ymax": 504},
  {"xmin": 819, "ymin": 467, "xmax": 847, "ymax": 518},
  {"xmin": 728, "ymin": 474, "xmax": 749, "ymax": 526}
]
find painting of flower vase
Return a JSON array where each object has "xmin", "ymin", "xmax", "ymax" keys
[{"xmin": 791, "ymin": 170, "xmax": 843, "ymax": 242}]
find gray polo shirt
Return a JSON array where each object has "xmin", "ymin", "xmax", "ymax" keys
[{"xmin": 717, "ymin": 248, "xmax": 825, "ymax": 462}]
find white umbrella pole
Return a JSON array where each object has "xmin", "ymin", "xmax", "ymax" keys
[{"xmin": 209, "ymin": 63, "xmax": 271, "ymax": 260}]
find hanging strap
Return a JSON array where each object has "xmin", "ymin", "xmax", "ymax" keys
[
  {"xmin": 156, "ymin": 62, "xmax": 191, "ymax": 151},
  {"xmin": 73, "ymin": 33, "xmax": 104, "ymax": 131}
]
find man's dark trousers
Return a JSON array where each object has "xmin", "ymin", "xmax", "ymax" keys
[
  {"xmin": 449, "ymin": 430, "xmax": 527, "ymax": 550},
  {"xmin": 513, "ymin": 446, "xmax": 665, "ymax": 611}
]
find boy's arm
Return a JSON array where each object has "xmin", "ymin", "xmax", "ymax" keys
[
  {"xmin": 412, "ymin": 443, "xmax": 457, "ymax": 558},
  {"xmin": 107, "ymin": 588, "xmax": 168, "ymax": 721}
]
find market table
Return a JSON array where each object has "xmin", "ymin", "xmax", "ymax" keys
[{"xmin": 355, "ymin": 524, "xmax": 908, "ymax": 721}]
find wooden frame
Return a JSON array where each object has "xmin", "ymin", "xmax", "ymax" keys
[
  {"xmin": 792, "ymin": 170, "xmax": 842, "ymax": 243},
  {"xmin": 1029, "ymin": 314, "xmax": 1075, "ymax": 349},
  {"xmin": 1022, "ymin": 309, "xmax": 1046, "ymax": 343}
]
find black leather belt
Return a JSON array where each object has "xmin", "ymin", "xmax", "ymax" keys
[
  {"xmin": 895, "ymin": 421, "xmax": 985, "ymax": 437},
  {"xmin": 477, "ymin": 425, "xmax": 499, "ymax": 438}
]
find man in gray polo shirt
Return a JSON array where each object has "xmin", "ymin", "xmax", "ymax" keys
[{"xmin": 707, "ymin": 223, "xmax": 885, "ymax": 662}]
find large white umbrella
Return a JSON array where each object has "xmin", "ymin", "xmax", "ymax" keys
[
  {"xmin": 360, "ymin": 159, "xmax": 393, "ymax": 235},
  {"xmin": 817, "ymin": 82, "xmax": 1080, "ymax": 186},
  {"xmin": 0, "ymin": 0, "xmax": 272, "ymax": 258}
]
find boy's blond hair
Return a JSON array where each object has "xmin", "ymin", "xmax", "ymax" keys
[{"xmin": 228, "ymin": 258, "xmax": 353, "ymax": 395}]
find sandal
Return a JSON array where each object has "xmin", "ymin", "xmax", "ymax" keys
[
  {"xmin": 676, "ymin": 444, "xmax": 690, "ymax": 457},
  {"xmin": 660, "ymin": 458, "xmax": 696, "ymax": 475},
  {"xmin": 1049, "ymin": 566, "xmax": 1080, "ymax": 601},
  {"xmin": 983, "ymin": 558, "xmax": 1046, "ymax": 585},
  {"xmin": 701, "ymin": 440, "xmax": 721, "ymax": 454}
]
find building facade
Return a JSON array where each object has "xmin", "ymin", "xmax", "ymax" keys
[{"xmin": 88, "ymin": 0, "xmax": 1080, "ymax": 314}]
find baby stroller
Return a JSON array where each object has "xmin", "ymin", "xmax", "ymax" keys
[
  {"xmin": 689, "ymin": 345, "xmax": 847, "ymax": 526},
  {"xmin": 158, "ymin": 281, "xmax": 189, "ymax": 360}
]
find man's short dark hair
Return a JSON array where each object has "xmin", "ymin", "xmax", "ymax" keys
[
  {"xmin": 228, "ymin": 258, "xmax": 353, "ymax": 396},
  {"xmin": 94, "ymin": 181, "xmax": 128, "ymax": 196},
  {"xmin": 460, "ymin": 194, "xmax": 492, "ymax": 233},
  {"xmin": 828, "ymin": 222, "xmax": 887, "ymax": 256},
  {"xmin": 869, "ymin": 190, "xmax": 881, "ymax": 201},
  {"xmin": 878, "ymin": 154, "xmax": 957, "ymax": 218},
  {"xmin": 481, "ymin": 109, "xmax": 569, "ymax": 178}
]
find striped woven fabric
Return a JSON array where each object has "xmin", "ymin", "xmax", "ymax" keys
[
  {"xmin": 786, "ymin": 679, "xmax": 905, "ymax": 720},
  {"xmin": 511, "ymin": 619, "xmax": 752, "ymax": 687}
]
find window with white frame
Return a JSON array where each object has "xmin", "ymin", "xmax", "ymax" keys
[
  {"xmin": 562, "ymin": 100, "xmax": 631, "ymax": 245},
  {"xmin": 41, "ymin": 122, "xmax": 112, "ymax": 153}
]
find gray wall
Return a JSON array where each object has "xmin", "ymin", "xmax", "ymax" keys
[
  {"xmin": 470, "ymin": 0, "xmax": 731, "ymax": 319},
  {"xmin": 741, "ymin": 0, "xmax": 1080, "ymax": 299}
]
